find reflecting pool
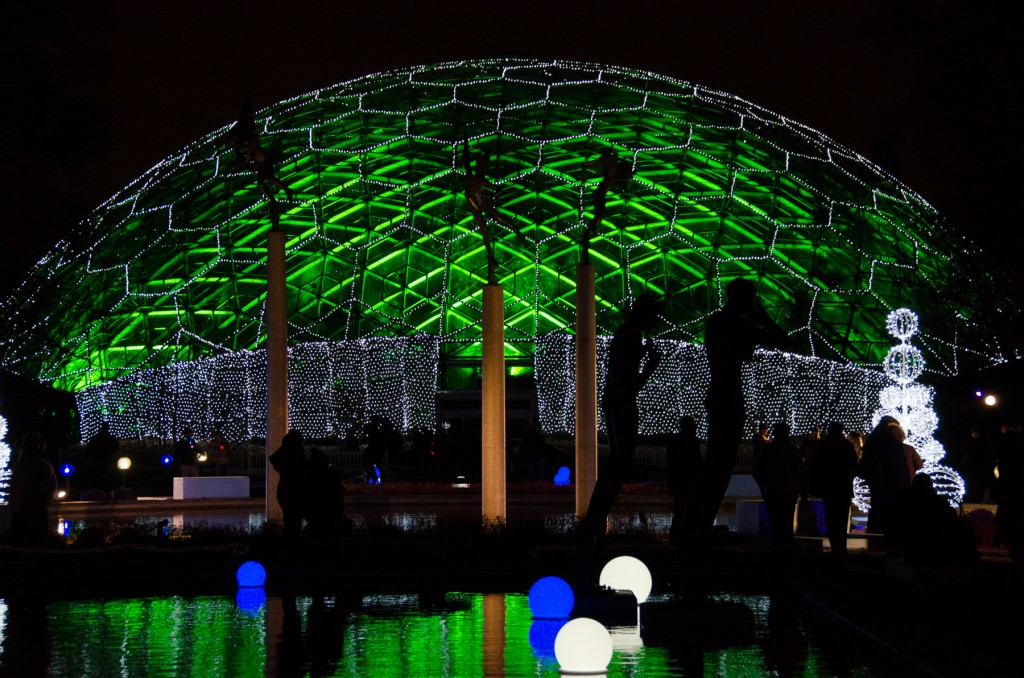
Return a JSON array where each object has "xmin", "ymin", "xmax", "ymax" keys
[{"xmin": 0, "ymin": 591, "xmax": 912, "ymax": 676}]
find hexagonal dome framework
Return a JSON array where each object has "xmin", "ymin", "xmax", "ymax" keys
[{"xmin": 0, "ymin": 58, "xmax": 1018, "ymax": 395}]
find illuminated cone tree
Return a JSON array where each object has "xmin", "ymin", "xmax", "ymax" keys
[{"xmin": 854, "ymin": 308, "xmax": 966, "ymax": 511}]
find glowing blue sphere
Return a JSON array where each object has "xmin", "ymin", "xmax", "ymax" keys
[
  {"xmin": 236, "ymin": 560, "xmax": 267, "ymax": 588},
  {"xmin": 59, "ymin": 463, "xmax": 75, "ymax": 477},
  {"xmin": 160, "ymin": 454, "xmax": 174, "ymax": 466},
  {"xmin": 528, "ymin": 575, "xmax": 574, "ymax": 619},
  {"xmin": 553, "ymin": 467, "xmax": 571, "ymax": 486}
]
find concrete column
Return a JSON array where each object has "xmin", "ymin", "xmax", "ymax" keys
[
  {"xmin": 575, "ymin": 263, "xmax": 598, "ymax": 517},
  {"xmin": 266, "ymin": 230, "xmax": 288, "ymax": 525},
  {"xmin": 481, "ymin": 284, "xmax": 506, "ymax": 525}
]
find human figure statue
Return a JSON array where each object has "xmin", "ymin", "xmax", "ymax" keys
[
  {"xmin": 582, "ymin": 150, "xmax": 634, "ymax": 263},
  {"xmin": 222, "ymin": 100, "xmax": 293, "ymax": 230},
  {"xmin": 810, "ymin": 421, "xmax": 859, "ymax": 565},
  {"xmin": 577, "ymin": 295, "xmax": 661, "ymax": 581},
  {"xmin": 858, "ymin": 415, "xmax": 911, "ymax": 540},
  {"xmin": 8, "ymin": 431, "xmax": 57, "ymax": 546},
  {"xmin": 667, "ymin": 416, "xmax": 703, "ymax": 545},
  {"xmin": 269, "ymin": 429, "xmax": 308, "ymax": 540},
  {"xmin": 752, "ymin": 422, "xmax": 802, "ymax": 545},
  {"xmin": 461, "ymin": 142, "xmax": 528, "ymax": 284},
  {"xmin": 682, "ymin": 278, "xmax": 791, "ymax": 538}
]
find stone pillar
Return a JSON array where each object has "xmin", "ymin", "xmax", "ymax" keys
[
  {"xmin": 266, "ymin": 230, "xmax": 288, "ymax": 525},
  {"xmin": 575, "ymin": 263, "xmax": 598, "ymax": 517},
  {"xmin": 481, "ymin": 284, "xmax": 506, "ymax": 525}
]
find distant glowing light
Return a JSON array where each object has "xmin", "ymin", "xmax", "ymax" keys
[
  {"xmin": 161, "ymin": 454, "xmax": 174, "ymax": 465},
  {"xmin": 117, "ymin": 457, "xmax": 132, "ymax": 471},
  {"xmin": 60, "ymin": 463, "xmax": 75, "ymax": 477},
  {"xmin": 984, "ymin": 394, "xmax": 998, "ymax": 407}
]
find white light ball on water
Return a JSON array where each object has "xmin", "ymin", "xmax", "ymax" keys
[
  {"xmin": 554, "ymin": 617, "xmax": 613, "ymax": 674},
  {"xmin": 599, "ymin": 555, "xmax": 652, "ymax": 604}
]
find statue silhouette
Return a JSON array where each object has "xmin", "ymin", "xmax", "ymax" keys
[
  {"xmin": 683, "ymin": 278, "xmax": 791, "ymax": 538},
  {"xmin": 223, "ymin": 100, "xmax": 293, "ymax": 230},
  {"xmin": 582, "ymin": 150, "xmax": 634, "ymax": 263},
  {"xmin": 461, "ymin": 142, "xmax": 527, "ymax": 284},
  {"xmin": 577, "ymin": 294, "xmax": 661, "ymax": 584}
]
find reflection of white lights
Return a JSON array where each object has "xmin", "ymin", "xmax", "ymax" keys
[
  {"xmin": 117, "ymin": 457, "xmax": 132, "ymax": 471},
  {"xmin": 554, "ymin": 617, "xmax": 613, "ymax": 674},
  {"xmin": 608, "ymin": 624, "xmax": 643, "ymax": 653},
  {"xmin": 56, "ymin": 490, "xmax": 66, "ymax": 499},
  {"xmin": 599, "ymin": 555, "xmax": 652, "ymax": 604},
  {"xmin": 452, "ymin": 475, "xmax": 469, "ymax": 489},
  {"xmin": 197, "ymin": 451, "xmax": 208, "ymax": 463}
]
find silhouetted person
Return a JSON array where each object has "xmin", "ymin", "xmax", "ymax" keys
[
  {"xmin": 208, "ymin": 430, "xmax": 232, "ymax": 475},
  {"xmin": 518, "ymin": 419, "xmax": 548, "ymax": 482},
  {"xmin": 889, "ymin": 473, "xmax": 979, "ymax": 568},
  {"xmin": 222, "ymin": 99, "xmax": 293, "ymax": 229},
  {"xmin": 269, "ymin": 429, "xmax": 308, "ymax": 540},
  {"xmin": 961, "ymin": 424, "xmax": 996, "ymax": 503},
  {"xmin": 683, "ymin": 278, "xmax": 790, "ymax": 537},
  {"xmin": 798, "ymin": 425, "xmax": 821, "ymax": 503},
  {"xmin": 303, "ymin": 447, "xmax": 346, "ymax": 541},
  {"xmin": 811, "ymin": 421, "xmax": 859, "ymax": 564},
  {"xmin": 577, "ymin": 295, "xmax": 661, "ymax": 576},
  {"xmin": 993, "ymin": 420, "xmax": 1024, "ymax": 563},
  {"xmin": 582, "ymin": 150, "xmax": 634, "ymax": 263},
  {"xmin": 667, "ymin": 416, "xmax": 703, "ymax": 545},
  {"xmin": 8, "ymin": 431, "xmax": 57, "ymax": 547},
  {"xmin": 888, "ymin": 421, "xmax": 923, "ymax": 481},
  {"xmin": 462, "ymin": 142, "xmax": 527, "ymax": 283},
  {"xmin": 751, "ymin": 422, "xmax": 771, "ymax": 495},
  {"xmin": 175, "ymin": 427, "xmax": 199, "ymax": 477},
  {"xmin": 83, "ymin": 421, "xmax": 119, "ymax": 493},
  {"xmin": 858, "ymin": 415, "xmax": 911, "ymax": 540},
  {"xmin": 752, "ymin": 422, "xmax": 802, "ymax": 545},
  {"xmin": 362, "ymin": 416, "xmax": 389, "ymax": 484}
]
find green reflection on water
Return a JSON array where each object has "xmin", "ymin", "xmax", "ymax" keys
[{"xmin": 0, "ymin": 592, "xmax": 866, "ymax": 677}]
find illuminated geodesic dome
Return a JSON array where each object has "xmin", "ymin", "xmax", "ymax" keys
[{"xmin": 0, "ymin": 58, "xmax": 1019, "ymax": 440}]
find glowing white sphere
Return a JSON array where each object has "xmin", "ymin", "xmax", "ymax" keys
[
  {"xmin": 883, "ymin": 344, "xmax": 925, "ymax": 384},
  {"xmin": 117, "ymin": 457, "xmax": 132, "ymax": 471},
  {"xmin": 554, "ymin": 617, "xmax": 613, "ymax": 674},
  {"xmin": 599, "ymin": 555, "xmax": 652, "ymax": 604},
  {"xmin": 886, "ymin": 308, "xmax": 919, "ymax": 341}
]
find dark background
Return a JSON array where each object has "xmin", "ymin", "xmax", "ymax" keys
[{"xmin": 1, "ymin": 1, "xmax": 1020, "ymax": 443}]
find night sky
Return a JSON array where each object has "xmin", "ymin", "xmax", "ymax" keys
[{"xmin": 0, "ymin": 1, "xmax": 1021, "ymax": 431}]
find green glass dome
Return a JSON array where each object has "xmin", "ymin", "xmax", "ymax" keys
[{"xmin": 0, "ymin": 58, "xmax": 1017, "ymax": 394}]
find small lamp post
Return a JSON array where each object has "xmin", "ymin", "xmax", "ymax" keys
[
  {"xmin": 117, "ymin": 456, "xmax": 132, "ymax": 488},
  {"xmin": 58, "ymin": 463, "xmax": 74, "ymax": 500}
]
